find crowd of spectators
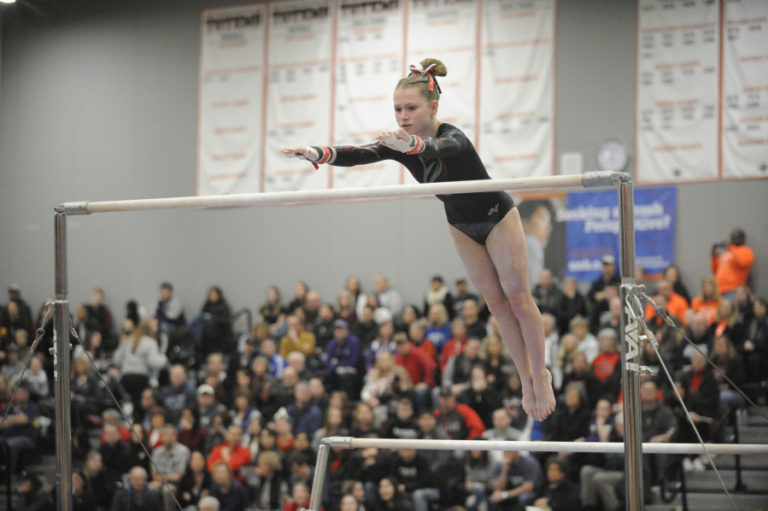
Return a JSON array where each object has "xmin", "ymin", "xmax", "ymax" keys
[{"xmin": 0, "ymin": 228, "xmax": 764, "ymax": 511}]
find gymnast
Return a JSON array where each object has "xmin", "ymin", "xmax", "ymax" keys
[{"xmin": 282, "ymin": 58, "xmax": 556, "ymax": 421}]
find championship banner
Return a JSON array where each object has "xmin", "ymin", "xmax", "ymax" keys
[
  {"xmin": 722, "ymin": 0, "xmax": 768, "ymax": 179},
  {"xmin": 406, "ymin": 0, "xmax": 480, "ymax": 163},
  {"xmin": 333, "ymin": 0, "xmax": 405, "ymax": 189},
  {"xmin": 263, "ymin": 0, "xmax": 334, "ymax": 192},
  {"xmin": 479, "ymin": 0, "xmax": 555, "ymax": 179},
  {"xmin": 197, "ymin": 5, "xmax": 267, "ymax": 196},
  {"xmin": 636, "ymin": 0, "xmax": 719, "ymax": 183},
  {"xmin": 564, "ymin": 187, "xmax": 677, "ymax": 282}
]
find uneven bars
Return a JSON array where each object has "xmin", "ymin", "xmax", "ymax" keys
[
  {"xmin": 322, "ymin": 436, "xmax": 768, "ymax": 456},
  {"xmin": 56, "ymin": 171, "xmax": 627, "ymax": 215}
]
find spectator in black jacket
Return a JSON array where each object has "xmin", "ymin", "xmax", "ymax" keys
[
  {"xmin": 534, "ymin": 457, "xmax": 580, "ymax": 511},
  {"xmin": 110, "ymin": 466, "xmax": 162, "ymax": 511}
]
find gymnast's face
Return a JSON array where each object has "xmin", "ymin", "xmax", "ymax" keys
[{"xmin": 394, "ymin": 86, "xmax": 438, "ymax": 137}]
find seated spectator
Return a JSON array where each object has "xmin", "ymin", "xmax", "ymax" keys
[
  {"xmin": 394, "ymin": 334, "xmax": 436, "ymax": 412},
  {"xmin": 339, "ymin": 493, "xmax": 364, "ymax": 511},
  {"xmin": 280, "ymin": 314, "xmax": 316, "ymax": 360},
  {"xmin": 273, "ymin": 367, "xmax": 300, "ymax": 411},
  {"xmin": 482, "ymin": 408, "xmax": 523, "ymax": 467},
  {"xmin": 464, "ymin": 449, "xmax": 495, "ymax": 511},
  {"xmin": 588, "ymin": 255, "xmax": 620, "ymax": 332},
  {"xmin": 110, "ymin": 466, "xmax": 162, "ymax": 510},
  {"xmin": 458, "ymin": 365, "xmax": 502, "ymax": 428},
  {"xmin": 743, "ymin": 297, "xmax": 768, "ymax": 390},
  {"xmin": 640, "ymin": 380, "xmax": 676, "ymax": 488},
  {"xmin": 229, "ymin": 389, "xmax": 261, "ymax": 432},
  {"xmin": 553, "ymin": 333, "xmax": 579, "ymax": 391},
  {"xmin": 712, "ymin": 299, "xmax": 746, "ymax": 348},
  {"xmin": 196, "ymin": 384, "xmax": 227, "ymax": 440},
  {"xmin": 176, "ymin": 450, "xmax": 212, "ymax": 509},
  {"xmin": 113, "ymin": 318, "xmax": 167, "ymax": 415},
  {"xmin": 555, "ymin": 277, "xmax": 589, "ymax": 335},
  {"xmin": 0, "ymin": 344, "xmax": 24, "ymax": 385},
  {"xmin": 533, "ymin": 457, "xmax": 580, "ymax": 511},
  {"xmin": 532, "ymin": 268, "xmax": 562, "ymax": 317},
  {"xmin": 248, "ymin": 452, "xmax": 288, "ymax": 511},
  {"xmin": 273, "ymin": 412, "xmax": 295, "ymax": 456},
  {"xmin": 151, "ymin": 426, "xmax": 190, "ymax": 509},
  {"xmin": 423, "ymin": 275, "xmax": 454, "ymax": 319},
  {"xmin": 161, "ymin": 364, "xmax": 197, "ymax": 426},
  {"xmin": 259, "ymin": 286, "xmax": 287, "ymax": 327},
  {"xmin": 711, "ymin": 335, "xmax": 745, "ymax": 422},
  {"xmin": 207, "ymin": 424, "xmax": 252, "ymax": 483},
  {"xmin": 482, "ymin": 335, "xmax": 514, "ymax": 393},
  {"xmin": 313, "ymin": 302, "xmax": 336, "ymax": 353},
  {"xmin": 286, "ymin": 381, "xmax": 323, "ymax": 438},
  {"xmin": 691, "ymin": 276, "xmax": 720, "ymax": 326},
  {"xmin": 336, "ymin": 288, "xmax": 358, "ymax": 329},
  {"xmin": 425, "ymin": 304, "xmax": 452, "ymax": 353},
  {"xmin": 188, "ymin": 286, "xmax": 233, "ymax": 356},
  {"xmin": 569, "ymin": 316, "xmax": 599, "ymax": 364},
  {"xmin": 675, "ymin": 351, "xmax": 720, "ymax": 443},
  {"xmin": 435, "ymin": 386, "xmax": 485, "ymax": 441},
  {"xmin": 352, "ymin": 306, "xmax": 378, "ymax": 348},
  {"xmin": 664, "ymin": 265, "xmax": 692, "ymax": 304},
  {"xmin": 350, "ymin": 402, "xmax": 379, "ymax": 438},
  {"xmin": 156, "ymin": 282, "xmax": 186, "ymax": 334},
  {"xmin": 543, "ymin": 384, "xmax": 592, "ymax": 447},
  {"xmin": 592, "ymin": 329, "xmax": 622, "ymax": 401},
  {"xmin": 443, "ymin": 337, "xmax": 484, "ymax": 396},
  {"xmin": 372, "ymin": 476, "xmax": 412, "ymax": 511},
  {"xmin": 209, "ymin": 462, "xmax": 250, "ymax": 511},
  {"xmin": 99, "ymin": 422, "xmax": 131, "ymax": 486},
  {"xmin": 373, "ymin": 274, "xmax": 404, "ymax": 318},
  {"xmin": 645, "ymin": 279, "xmax": 689, "ymax": 326},
  {"xmin": 283, "ymin": 481, "xmax": 312, "ymax": 511},
  {"xmin": 598, "ymin": 296, "xmax": 622, "ymax": 338},
  {"xmin": 561, "ymin": 352, "xmax": 601, "ymax": 407},
  {"xmin": 462, "ymin": 298, "xmax": 487, "ymax": 341},
  {"xmin": 126, "ymin": 423, "xmax": 152, "ymax": 475},
  {"xmin": 499, "ymin": 372, "xmax": 529, "ymax": 431},
  {"xmin": 0, "ymin": 384, "xmax": 39, "ymax": 474},
  {"xmin": 326, "ymin": 319, "xmax": 364, "ymax": 396},
  {"xmin": 288, "ymin": 281, "xmax": 310, "ymax": 314},
  {"xmin": 381, "ymin": 398, "xmax": 420, "ymax": 439},
  {"xmin": 80, "ymin": 450, "xmax": 115, "ymax": 510},
  {"xmin": 17, "ymin": 469, "xmax": 53, "ymax": 510},
  {"xmin": 361, "ymin": 351, "xmax": 413, "ymax": 423},
  {"xmin": 489, "ymin": 450, "xmax": 541, "ymax": 511},
  {"xmin": 440, "ymin": 317, "xmax": 469, "ymax": 373},
  {"xmin": 366, "ymin": 320, "xmax": 397, "ymax": 371},
  {"xmin": 407, "ymin": 320, "xmax": 436, "ymax": 360},
  {"xmin": 312, "ymin": 406, "xmax": 348, "ymax": 452}
]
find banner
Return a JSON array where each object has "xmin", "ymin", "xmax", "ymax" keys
[
  {"xmin": 722, "ymin": 0, "xmax": 768, "ymax": 179},
  {"xmin": 333, "ymin": 0, "xmax": 404, "ymax": 188},
  {"xmin": 480, "ymin": 0, "xmax": 555, "ymax": 179},
  {"xmin": 406, "ymin": 0, "xmax": 480, "ymax": 154},
  {"xmin": 197, "ymin": 5, "xmax": 267, "ymax": 196},
  {"xmin": 636, "ymin": 0, "xmax": 719, "ymax": 183},
  {"xmin": 564, "ymin": 187, "xmax": 677, "ymax": 282},
  {"xmin": 263, "ymin": 0, "xmax": 334, "ymax": 192}
]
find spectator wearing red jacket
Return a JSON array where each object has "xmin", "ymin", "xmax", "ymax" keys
[
  {"xmin": 434, "ymin": 386, "xmax": 485, "ymax": 441},
  {"xmin": 394, "ymin": 334, "xmax": 436, "ymax": 412},
  {"xmin": 206, "ymin": 424, "xmax": 252, "ymax": 483},
  {"xmin": 712, "ymin": 228, "xmax": 755, "ymax": 298}
]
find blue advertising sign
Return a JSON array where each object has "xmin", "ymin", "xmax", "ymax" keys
[{"xmin": 564, "ymin": 187, "xmax": 677, "ymax": 281}]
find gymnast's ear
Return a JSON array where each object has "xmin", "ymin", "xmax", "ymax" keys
[{"xmin": 430, "ymin": 99, "xmax": 439, "ymax": 116}]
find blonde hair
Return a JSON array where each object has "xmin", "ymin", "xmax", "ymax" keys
[{"xmin": 396, "ymin": 58, "xmax": 447, "ymax": 102}]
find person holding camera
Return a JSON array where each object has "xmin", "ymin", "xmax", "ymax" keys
[{"xmin": 711, "ymin": 228, "xmax": 755, "ymax": 300}]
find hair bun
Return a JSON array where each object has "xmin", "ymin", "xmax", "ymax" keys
[{"xmin": 420, "ymin": 58, "xmax": 447, "ymax": 77}]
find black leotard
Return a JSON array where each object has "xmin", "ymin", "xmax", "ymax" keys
[{"xmin": 317, "ymin": 123, "xmax": 515, "ymax": 244}]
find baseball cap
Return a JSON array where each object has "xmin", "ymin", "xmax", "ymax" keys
[
  {"xmin": 333, "ymin": 319, "xmax": 348, "ymax": 329},
  {"xmin": 601, "ymin": 254, "xmax": 616, "ymax": 265},
  {"xmin": 197, "ymin": 384, "xmax": 215, "ymax": 396}
]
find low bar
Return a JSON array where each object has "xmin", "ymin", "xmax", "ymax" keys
[
  {"xmin": 58, "ymin": 172, "xmax": 626, "ymax": 215},
  {"xmin": 323, "ymin": 437, "xmax": 768, "ymax": 456}
]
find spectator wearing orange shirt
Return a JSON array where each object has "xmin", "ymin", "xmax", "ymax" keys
[
  {"xmin": 691, "ymin": 276, "xmax": 721, "ymax": 326},
  {"xmin": 711, "ymin": 228, "xmax": 755, "ymax": 299},
  {"xmin": 206, "ymin": 424, "xmax": 252, "ymax": 483},
  {"xmin": 645, "ymin": 280, "xmax": 689, "ymax": 325}
]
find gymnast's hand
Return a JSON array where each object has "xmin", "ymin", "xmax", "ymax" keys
[
  {"xmin": 281, "ymin": 146, "xmax": 319, "ymax": 162},
  {"xmin": 377, "ymin": 128, "xmax": 417, "ymax": 152}
]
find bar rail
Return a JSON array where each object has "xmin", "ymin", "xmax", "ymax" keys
[{"xmin": 56, "ymin": 171, "xmax": 627, "ymax": 215}]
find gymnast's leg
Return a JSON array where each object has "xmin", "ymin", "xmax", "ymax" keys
[
  {"xmin": 449, "ymin": 224, "xmax": 538, "ymax": 419},
  {"xmin": 484, "ymin": 208, "xmax": 555, "ymax": 420}
]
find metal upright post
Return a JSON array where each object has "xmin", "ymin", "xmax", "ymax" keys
[
  {"xmin": 307, "ymin": 442, "xmax": 331, "ymax": 511},
  {"xmin": 54, "ymin": 212, "xmax": 73, "ymax": 511},
  {"xmin": 617, "ymin": 177, "xmax": 643, "ymax": 511}
]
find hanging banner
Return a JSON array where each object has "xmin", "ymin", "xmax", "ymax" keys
[
  {"xmin": 406, "ymin": 0, "xmax": 480, "ymax": 174},
  {"xmin": 479, "ymin": 0, "xmax": 555, "ymax": 179},
  {"xmin": 636, "ymin": 0, "xmax": 719, "ymax": 183},
  {"xmin": 263, "ymin": 0, "xmax": 334, "ymax": 192},
  {"xmin": 722, "ymin": 0, "xmax": 768, "ymax": 179},
  {"xmin": 564, "ymin": 187, "xmax": 677, "ymax": 282},
  {"xmin": 333, "ymin": 0, "xmax": 404, "ymax": 188},
  {"xmin": 197, "ymin": 5, "xmax": 267, "ymax": 196}
]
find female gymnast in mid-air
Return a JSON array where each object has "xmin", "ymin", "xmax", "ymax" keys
[{"xmin": 282, "ymin": 58, "xmax": 556, "ymax": 421}]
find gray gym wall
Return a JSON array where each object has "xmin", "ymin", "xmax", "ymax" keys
[{"xmin": 0, "ymin": 0, "xmax": 766, "ymax": 323}]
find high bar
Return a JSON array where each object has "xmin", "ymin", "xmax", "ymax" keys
[
  {"xmin": 322, "ymin": 436, "xmax": 768, "ymax": 456},
  {"xmin": 56, "ymin": 171, "xmax": 628, "ymax": 215}
]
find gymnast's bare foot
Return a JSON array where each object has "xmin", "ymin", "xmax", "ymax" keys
[
  {"xmin": 532, "ymin": 369, "xmax": 556, "ymax": 421},
  {"xmin": 521, "ymin": 378, "xmax": 536, "ymax": 418}
]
